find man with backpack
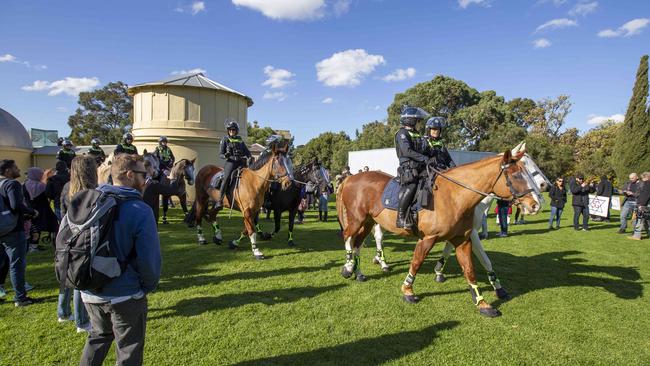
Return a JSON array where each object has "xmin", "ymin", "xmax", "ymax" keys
[
  {"xmin": 0, "ymin": 159, "xmax": 41, "ymax": 306},
  {"xmin": 62, "ymin": 154, "xmax": 160, "ymax": 366}
]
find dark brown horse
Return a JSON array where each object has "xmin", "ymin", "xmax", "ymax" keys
[
  {"xmin": 187, "ymin": 143, "xmax": 293, "ymax": 259},
  {"xmin": 336, "ymin": 144, "xmax": 541, "ymax": 317}
]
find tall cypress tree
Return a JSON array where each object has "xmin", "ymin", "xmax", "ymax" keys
[{"xmin": 613, "ymin": 55, "xmax": 649, "ymax": 180}]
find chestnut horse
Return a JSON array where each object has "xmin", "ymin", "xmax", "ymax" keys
[
  {"xmin": 188, "ymin": 144, "xmax": 293, "ymax": 259},
  {"xmin": 336, "ymin": 145, "xmax": 541, "ymax": 317}
]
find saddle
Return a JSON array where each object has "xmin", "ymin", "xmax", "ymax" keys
[
  {"xmin": 381, "ymin": 177, "xmax": 435, "ymax": 212},
  {"xmin": 210, "ymin": 168, "xmax": 242, "ymax": 204}
]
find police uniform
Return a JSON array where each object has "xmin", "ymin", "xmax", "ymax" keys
[
  {"xmin": 216, "ymin": 130, "xmax": 251, "ymax": 206},
  {"xmin": 57, "ymin": 148, "xmax": 76, "ymax": 169},
  {"xmin": 424, "ymin": 138, "xmax": 455, "ymax": 170},
  {"xmin": 114, "ymin": 143, "xmax": 138, "ymax": 156},
  {"xmin": 88, "ymin": 145, "xmax": 106, "ymax": 165},
  {"xmin": 155, "ymin": 145, "xmax": 175, "ymax": 171}
]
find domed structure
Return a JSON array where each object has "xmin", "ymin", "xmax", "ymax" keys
[
  {"xmin": 129, "ymin": 72, "xmax": 254, "ymax": 199},
  {"xmin": 0, "ymin": 108, "xmax": 34, "ymax": 172}
]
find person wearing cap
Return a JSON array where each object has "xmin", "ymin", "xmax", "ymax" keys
[
  {"xmin": 394, "ymin": 106, "xmax": 429, "ymax": 229},
  {"xmin": 569, "ymin": 174, "xmax": 594, "ymax": 231},
  {"xmin": 87, "ymin": 138, "xmax": 106, "ymax": 165},
  {"xmin": 114, "ymin": 133, "xmax": 138, "ymax": 156},
  {"xmin": 57, "ymin": 140, "xmax": 76, "ymax": 169},
  {"xmin": 214, "ymin": 119, "xmax": 251, "ymax": 209}
]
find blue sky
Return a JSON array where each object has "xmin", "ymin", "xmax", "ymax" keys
[{"xmin": 1, "ymin": 0, "xmax": 648, "ymax": 145}]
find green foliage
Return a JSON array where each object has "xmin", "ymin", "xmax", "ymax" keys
[
  {"xmin": 525, "ymin": 134, "xmax": 575, "ymax": 180},
  {"xmin": 67, "ymin": 81, "xmax": 132, "ymax": 145},
  {"xmin": 293, "ymin": 131, "xmax": 352, "ymax": 173},
  {"xmin": 613, "ymin": 55, "xmax": 650, "ymax": 179},
  {"xmin": 247, "ymin": 121, "xmax": 277, "ymax": 146},
  {"xmin": 532, "ymin": 95, "xmax": 572, "ymax": 139},
  {"xmin": 1, "ymin": 206, "xmax": 649, "ymax": 365},
  {"xmin": 353, "ymin": 121, "xmax": 397, "ymax": 151},
  {"xmin": 574, "ymin": 122, "xmax": 620, "ymax": 181}
]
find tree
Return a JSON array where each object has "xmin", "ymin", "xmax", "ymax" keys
[
  {"xmin": 533, "ymin": 95, "xmax": 572, "ymax": 140},
  {"xmin": 612, "ymin": 55, "xmax": 650, "ymax": 180},
  {"xmin": 353, "ymin": 121, "xmax": 397, "ymax": 151},
  {"xmin": 574, "ymin": 121, "xmax": 621, "ymax": 181},
  {"xmin": 247, "ymin": 121, "xmax": 276, "ymax": 145},
  {"xmin": 525, "ymin": 135, "xmax": 575, "ymax": 180},
  {"xmin": 67, "ymin": 81, "xmax": 132, "ymax": 145},
  {"xmin": 293, "ymin": 132, "xmax": 352, "ymax": 173},
  {"xmin": 507, "ymin": 98, "xmax": 545, "ymax": 130}
]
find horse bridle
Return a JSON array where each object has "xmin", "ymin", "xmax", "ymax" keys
[{"xmin": 429, "ymin": 161, "xmax": 533, "ymax": 202}]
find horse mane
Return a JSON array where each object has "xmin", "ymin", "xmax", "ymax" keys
[
  {"xmin": 249, "ymin": 151, "xmax": 273, "ymax": 171},
  {"xmin": 170, "ymin": 159, "xmax": 188, "ymax": 177}
]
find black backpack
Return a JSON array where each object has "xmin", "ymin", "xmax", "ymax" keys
[{"xmin": 54, "ymin": 189, "xmax": 135, "ymax": 291}]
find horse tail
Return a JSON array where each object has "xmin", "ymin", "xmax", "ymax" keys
[{"xmin": 336, "ymin": 179, "xmax": 348, "ymax": 230}]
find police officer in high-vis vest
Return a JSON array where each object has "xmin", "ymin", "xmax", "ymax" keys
[
  {"xmin": 395, "ymin": 106, "xmax": 429, "ymax": 229},
  {"xmin": 87, "ymin": 138, "xmax": 106, "ymax": 165},
  {"xmin": 154, "ymin": 136, "xmax": 175, "ymax": 172},
  {"xmin": 114, "ymin": 132, "xmax": 138, "ymax": 156},
  {"xmin": 214, "ymin": 119, "xmax": 251, "ymax": 209},
  {"xmin": 57, "ymin": 139, "xmax": 76, "ymax": 169},
  {"xmin": 423, "ymin": 117, "xmax": 455, "ymax": 171}
]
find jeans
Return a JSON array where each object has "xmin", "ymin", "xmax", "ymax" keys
[
  {"xmin": 497, "ymin": 206, "xmax": 509, "ymax": 234},
  {"xmin": 620, "ymin": 200, "xmax": 637, "ymax": 230},
  {"xmin": 0, "ymin": 231, "xmax": 27, "ymax": 301},
  {"xmin": 81, "ymin": 296, "xmax": 148, "ymax": 366},
  {"xmin": 0, "ymin": 249, "xmax": 8, "ymax": 285},
  {"xmin": 573, "ymin": 205, "xmax": 589, "ymax": 230},
  {"xmin": 632, "ymin": 214, "xmax": 649, "ymax": 239},
  {"xmin": 549, "ymin": 206, "xmax": 563, "ymax": 227},
  {"xmin": 58, "ymin": 288, "xmax": 89, "ymax": 328},
  {"xmin": 319, "ymin": 194, "xmax": 329, "ymax": 212}
]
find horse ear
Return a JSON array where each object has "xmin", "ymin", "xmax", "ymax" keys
[
  {"xmin": 502, "ymin": 150, "xmax": 512, "ymax": 163},
  {"xmin": 191, "ymin": 157, "xmax": 196, "ymax": 164},
  {"xmin": 510, "ymin": 141, "xmax": 523, "ymax": 156}
]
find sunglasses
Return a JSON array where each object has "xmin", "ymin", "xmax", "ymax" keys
[{"xmin": 131, "ymin": 170, "xmax": 147, "ymax": 177}]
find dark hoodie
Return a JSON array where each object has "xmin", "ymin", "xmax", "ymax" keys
[{"xmin": 45, "ymin": 161, "xmax": 70, "ymax": 209}]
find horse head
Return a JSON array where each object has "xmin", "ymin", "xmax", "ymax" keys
[
  {"xmin": 142, "ymin": 150, "xmax": 161, "ymax": 179},
  {"xmin": 493, "ymin": 143, "xmax": 542, "ymax": 215}
]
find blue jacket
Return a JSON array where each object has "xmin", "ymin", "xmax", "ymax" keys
[{"xmin": 84, "ymin": 185, "xmax": 161, "ymax": 298}]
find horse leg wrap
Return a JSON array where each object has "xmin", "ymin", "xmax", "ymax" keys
[
  {"xmin": 288, "ymin": 231, "xmax": 293, "ymax": 242},
  {"xmin": 403, "ymin": 272, "xmax": 416, "ymax": 287},
  {"xmin": 376, "ymin": 249, "xmax": 386, "ymax": 262},
  {"xmin": 434, "ymin": 257, "xmax": 446, "ymax": 275},
  {"xmin": 487, "ymin": 271, "xmax": 502, "ymax": 290},
  {"xmin": 197, "ymin": 227, "xmax": 206, "ymax": 243},
  {"xmin": 344, "ymin": 250, "xmax": 355, "ymax": 272},
  {"xmin": 469, "ymin": 283, "xmax": 484, "ymax": 306}
]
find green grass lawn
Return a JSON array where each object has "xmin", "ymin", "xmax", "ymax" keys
[{"xmin": 1, "ymin": 201, "xmax": 649, "ymax": 365}]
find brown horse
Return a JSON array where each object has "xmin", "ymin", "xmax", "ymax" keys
[
  {"xmin": 188, "ymin": 144, "xmax": 293, "ymax": 259},
  {"xmin": 336, "ymin": 144, "xmax": 541, "ymax": 317}
]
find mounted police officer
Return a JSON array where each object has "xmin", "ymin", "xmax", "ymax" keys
[
  {"xmin": 214, "ymin": 119, "xmax": 251, "ymax": 209},
  {"xmin": 114, "ymin": 132, "xmax": 138, "ymax": 156},
  {"xmin": 56, "ymin": 139, "xmax": 76, "ymax": 169},
  {"xmin": 395, "ymin": 106, "xmax": 429, "ymax": 229},
  {"xmin": 424, "ymin": 117, "xmax": 455, "ymax": 171},
  {"xmin": 154, "ymin": 136, "xmax": 175, "ymax": 173},
  {"xmin": 87, "ymin": 138, "xmax": 106, "ymax": 165}
]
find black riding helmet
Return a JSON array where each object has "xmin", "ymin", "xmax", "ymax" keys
[
  {"xmin": 425, "ymin": 117, "xmax": 447, "ymax": 136},
  {"xmin": 123, "ymin": 132, "xmax": 134, "ymax": 143},
  {"xmin": 158, "ymin": 136, "xmax": 168, "ymax": 144},
  {"xmin": 225, "ymin": 119, "xmax": 240, "ymax": 134},
  {"xmin": 91, "ymin": 138, "xmax": 100, "ymax": 146},
  {"xmin": 63, "ymin": 139, "xmax": 73, "ymax": 148},
  {"xmin": 400, "ymin": 106, "xmax": 430, "ymax": 127}
]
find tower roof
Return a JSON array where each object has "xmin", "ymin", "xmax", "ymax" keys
[
  {"xmin": 129, "ymin": 73, "xmax": 253, "ymax": 106},
  {"xmin": 0, "ymin": 108, "xmax": 34, "ymax": 150}
]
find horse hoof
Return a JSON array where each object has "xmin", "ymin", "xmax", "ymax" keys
[
  {"xmin": 495, "ymin": 288, "xmax": 511, "ymax": 300},
  {"xmin": 287, "ymin": 240, "xmax": 295, "ymax": 247},
  {"xmin": 402, "ymin": 295, "xmax": 420, "ymax": 304},
  {"xmin": 341, "ymin": 267, "xmax": 353, "ymax": 279},
  {"xmin": 228, "ymin": 241, "xmax": 239, "ymax": 250},
  {"xmin": 356, "ymin": 274, "xmax": 367, "ymax": 282},
  {"xmin": 382, "ymin": 266, "xmax": 391, "ymax": 273},
  {"xmin": 479, "ymin": 307, "xmax": 502, "ymax": 318},
  {"xmin": 198, "ymin": 240, "xmax": 208, "ymax": 245},
  {"xmin": 213, "ymin": 237, "xmax": 222, "ymax": 245},
  {"xmin": 435, "ymin": 274, "xmax": 447, "ymax": 283}
]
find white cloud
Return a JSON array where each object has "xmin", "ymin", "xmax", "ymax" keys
[
  {"xmin": 171, "ymin": 68, "xmax": 206, "ymax": 75},
  {"xmin": 263, "ymin": 91, "xmax": 287, "ymax": 101},
  {"xmin": 22, "ymin": 77, "xmax": 100, "ymax": 96},
  {"xmin": 587, "ymin": 113, "xmax": 624, "ymax": 125},
  {"xmin": 532, "ymin": 38, "xmax": 552, "ymax": 48},
  {"xmin": 535, "ymin": 18, "xmax": 578, "ymax": 33},
  {"xmin": 322, "ymin": 97, "xmax": 333, "ymax": 104},
  {"xmin": 374, "ymin": 105, "xmax": 381, "ymax": 111},
  {"xmin": 191, "ymin": 1, "xmax": 205, "ymax": 14},
  {"xmin": 262, "ymin": 66, "xmax": 295, "ymax": 89},
  {"xmin": 458, "ymin": 0, "xmax": 490, "ymax": 9},
  {"xmin": 0, "ymin": 54, "xmax": 17, "ymax": 62},
  {"xmin": 568, "ymin": 1, "xmax": 598, "ymax": 17},
  {"xmin": 598, "ymin": 18, "xmax": 650, "ymax": 38},
  {"xmin": 332, "ymin": 0, "xmax": 350, "ymax": 16},
  {"xmin": 381, "ymin": 67, "xmax": 416, "ymax": 82},
  {"xmin": 316, "ymin": 49, "xmax": 386, "ymax": 87},
  {"xmin": 232, "ymin": 0, "xmax": 326, "ymax": 21}
]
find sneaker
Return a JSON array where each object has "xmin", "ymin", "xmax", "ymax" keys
[
  {"xmin": 14, "ymin": 297, "xmax": 43, "ymax": 307},
  {"xmin": 76, "ymin": 324, "xmax": 91, "ymax": 333},
  {"xmin": 58, "ymin": 315, "xmax": 74, "ymax": 323},
  {"xmin": 24, "ymin": 282, "xmax": 35, "ymax": 291},
  {"xmin": 0, "ymin": 286, "xmax": 6, "ymax": 299}
]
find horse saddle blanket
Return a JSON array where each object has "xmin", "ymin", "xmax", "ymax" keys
[{"xmin": 381, "ymin": 178, "xmax": 425, "ymax": 212}]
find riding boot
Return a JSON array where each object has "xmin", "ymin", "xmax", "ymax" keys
[{"xmin": 396, "ymin": 184, "xmax": 416, "ymax": 229}]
